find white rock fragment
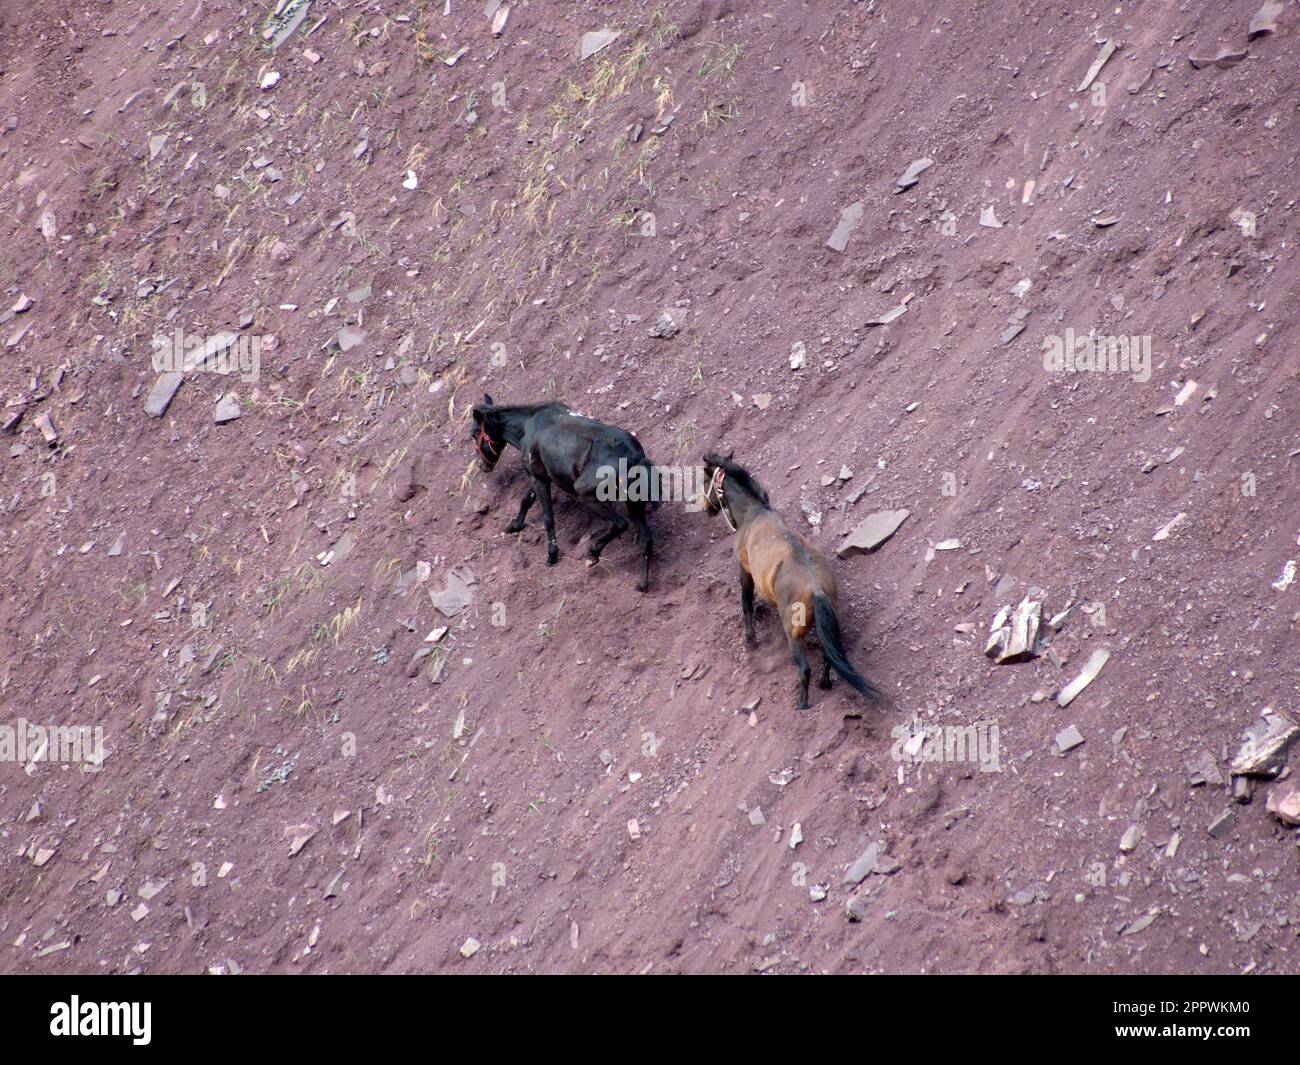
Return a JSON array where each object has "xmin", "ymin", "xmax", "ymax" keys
[
  {"xmin": 985, "ymin": 597, "xmax": 1042, "ymax": 663},
  {"xmin": 1265, "ymin": 782, "xmax": 1300, "ymax": 825},
  {"xmin": 1271, "ymin": 560, "xmax": 1296, "ymax": 592},
  {"xmin": 1165, "ymin": 833, "xmax": 1181, "ymax": 859},
  {"xmin": 1077, "ymin": 39, "xmax": 1119, "ymax": 92},
  {"xmin": 1230, "ymin": 711, "xmax": 1299, "ymax": 777},
  {"xmin": 579, "ymin": 29, "xmax": 620, "ymax": 61},
  {"xmin": 1057, "ymin": 649, "xmax": 1110, "ymax": 707},
  {"xmin": 1152, "ymin": 512, "xmax": 1187, "ymax": 541}
]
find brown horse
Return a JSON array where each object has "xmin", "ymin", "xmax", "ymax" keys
[{"xmin": 701, "ymin": 451, "xmax": 883, "ymax": 710}]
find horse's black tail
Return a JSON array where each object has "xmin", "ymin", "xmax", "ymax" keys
[{"xmin": 813, "ymin": 593, "xmax": 882, "ymax": 701}]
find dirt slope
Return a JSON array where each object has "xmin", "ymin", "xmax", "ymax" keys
[{"xmin": 0, "ymin": 0, "xmax": 1297, "ymax": 974}]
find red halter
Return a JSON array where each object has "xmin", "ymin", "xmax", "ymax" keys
[{"xmin": 475, "ymin": 425, "xmax": 500, "ymax": 464}]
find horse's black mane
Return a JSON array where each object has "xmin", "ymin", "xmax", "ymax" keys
[
  {"xmin": 705, "ymin": 452, "xmax": 770, "ymax": 506},
  {"xmin": 476, "ymin": 399, "xmax": 567, "ymax": 419}
]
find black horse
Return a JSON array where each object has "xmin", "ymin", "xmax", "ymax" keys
[{"xmin": 470, "ymin": 395, "xmax": 655, "ymax": 591}]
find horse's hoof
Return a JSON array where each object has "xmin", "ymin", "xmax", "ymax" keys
[
  {"xmin": 505, "ymin": 521, "xmax": 524, "ymax": 534},
  {"xmin": 636, "ymin": 581, "xmax": 649, "ymax": 593},
  {"xmin": 546, "ymin": 551, "xmax": 558, "ymax": 566},
  {"xmin": 818, "ymin": 679, "xmax": 832, "ymax": 690},
  {"xmin": 585, "ymin": 556, "xmax": 599, "ymax": 568}
]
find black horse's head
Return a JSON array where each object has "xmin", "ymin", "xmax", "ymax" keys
[{"xmin": 470, "ymin": 393, "xmax": 505, "ymax": 471}]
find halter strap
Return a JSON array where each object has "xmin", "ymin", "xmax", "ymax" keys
[
  {"xmin": 706, "ymin": 466, "xmax": 737, "ymax": 532},
  {"xmin": 475, "ymin": 425, "xmax": 500, "ymax": 463}
]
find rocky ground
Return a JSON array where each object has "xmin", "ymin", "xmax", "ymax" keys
[{"xmin": 0, "ymin": 0, "xmax": 1297, "ymax": 974}]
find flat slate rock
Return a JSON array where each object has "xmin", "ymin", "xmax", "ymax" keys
[
  {"xmin": 1249, "ymin": 0, "xmax": 1283, "ymax": 38},
  {"xmin": 1055, "ymin": 725, "xmax": 1085, "ymax": 753},
  {"xmin": 1185, "ymin": 749, "xmax": 1223, "ymax": 787},
  {"xmin": 430, "ymin": 568, "xmax": 475, "ymax": 618},
  {"xmin": 843, "ymin": 842, "xmax": 881, "ymax": 886},
  {"xmin": 183, "ymin": 331, "xmax": 240, "ymax": 373},
  {"xmin": 579, "ymin": 29, "xmax": 619, "ymax": 61},
  {"xmin": 896, "ymin": 157, "xmax": 933, "ymax": 191},
  {"xmin": 837, "ymin": 508, "xmax": 909, "ymax": 557},
  {"xmin": 337, "ymin": 326, "xmax": 367, "ymax": 352},
  {"xmin": 1189, "ymin": 47, "xmax": 1248, "ymax": 69},
  {"xmin": 329, "ymin": 531, "xmax": 356, "ymax": 566},
  {"xmin": 214, "ymin": 394, "xmax": 243, "ymax": 423},
  {"xmin": 1231, "ymin": 712, "xmax": 1299, "ymax": 776},
  {"xmin": 145, "ymin": 372, "xmax": 184, "ymax": 418},
  {"xmin": 825, "ymin": 201, "xmax": 864, "ymax": 253},
  {"xmin": 1207, "ymin": 808, "xmax": 1235, "ymax": 838},
  {"xmin": 270, "ymin": 0, "xmax": 313, "ymax": 49}
]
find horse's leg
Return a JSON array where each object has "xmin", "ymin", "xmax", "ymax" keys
[
  {"xmin": 533, "ymin": 476, "xmax": 559, "ymax": 564},
  {"xmin": 505, "ymin": 487, "xmax": 536, "ymax": 533},
  {"xmin": 739, "ymin": 566, "xmax": 757, "ymax": 646},
  {"xmin": 629, "ymin": 499, "xmax": 652, "ymax": 593},
  {"xmin": 577, "ymin": 496, "xmax": 628, "ymax": 560},
  {"xmin": 788, "ymin": 633, "xmax": 812, "ymax": 710}
]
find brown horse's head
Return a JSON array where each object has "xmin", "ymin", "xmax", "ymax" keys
[
  {"xmin": 701, "ymin": 451, "xmax": 729, "ymax": 517},
  {"xmin": 470, "ymin": 393, "xmax": 504, "ymax": 471},
  {"xmin": 702, "ymin": 449, "xmax": 760, "ymax": 525}
]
